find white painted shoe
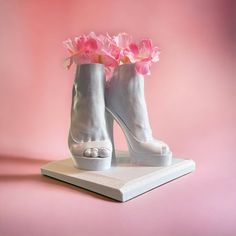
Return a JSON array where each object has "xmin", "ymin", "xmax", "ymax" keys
[
  {"xmin": 105, "ymin": 64, "xmax": 172, "ymax": 166},
  {"xmin": 68, "ymin": 64, "xmax": 112, "ymax": 171}
]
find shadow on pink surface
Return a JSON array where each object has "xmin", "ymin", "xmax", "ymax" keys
[
  {"xmin": 0, "ymin": 154, "xmax": 116, "ymax": 202},
  {"xmin": 0, "ymin": 154, "xmax": 50, "ymax": 174},
  {"xmin": 0, "ymin": 155, "xmax": 50, "ymax": 165}
]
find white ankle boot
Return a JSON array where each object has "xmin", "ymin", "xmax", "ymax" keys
[
  {"xmin": 68, "ymin": 64, "xmax": 112, "ymax": 170},
  {"xmin": 105, "ymin": 64, "xmax": 172, "ymax": 166}
]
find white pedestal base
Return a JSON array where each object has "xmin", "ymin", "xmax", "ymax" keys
[{"xmin": 41, "ymin": 152, "xmax": 196, "ymax": 202}]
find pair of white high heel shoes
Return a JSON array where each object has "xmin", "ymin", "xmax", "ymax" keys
[{"xmin": 68, "ymin": 63, "xmax": 172, "ymax": 170}]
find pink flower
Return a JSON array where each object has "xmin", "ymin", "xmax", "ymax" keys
[
  {"xmin": 111, "ymin": 33, "xmax": 160, "ymax": 75},
  {"xmin": 63, "ymin": 32, "xmax": 160, "ymax": 78},
  {"xmin": 124, "ymin": 38, "xmax": 160, "ymax": 75},
  {"xmin": 95, "ymin": 33, "xmax": 119, "ymax": 68},
  {"xmin": 63, "ymin": 39, "xmax": 78, "ymax": 69},
  {"xmin": 113, "ymin": 33, "xmax": 133, "ymax": 64},
  {"xmin": 63, "ymin": 32, "xmax": 119, "ymax": 79},
  {"xmin": 113, "ymin": 32, "xmax": 132, "ymax": 49},
  {"xmin": 135, "ymin": 59, "xmax": 153, "ymax": 76}
]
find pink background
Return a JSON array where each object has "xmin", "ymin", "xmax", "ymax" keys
[{"xmin": 0, "ymin": 0, "xmax": 235, "ymax": 235}]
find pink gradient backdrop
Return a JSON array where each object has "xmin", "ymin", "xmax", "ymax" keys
[{"xmin": 0, "ymin": 0, "xmax": 235, "ymax": 236}]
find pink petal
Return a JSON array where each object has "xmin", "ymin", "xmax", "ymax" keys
[
  {"xmin": 129, "ymin": 43, "xmax": 139, "ymax": 56},
  {"xmin": 103, "ymin": 44, "xmax": 120, "ymax": 61},
  {"xmin": 139, "ymin": 39, "xmax": 153, "ymax": 58},
  {"xmin": 101, "ymin": 54, "xmax": 118, "ymax": 67},
  {"xmin": 113, "ymin": 32, "xmax": 132, "ymax": 49},
  {"xmin": 74, "ymin": 35, "xmax": 87, "ymax": 50},
  {"xmin": 151, "ymin": 46, "xmax": 160, "ymax": 62},
  {"xmin": 100, "ymin": 38, "xmax": 120, "ymax": 64},
  {"xmin": 87, "ymin": 31, "xmax": 97, "ymax": 39},
  {"xmin": 85, "ymin": 38, "xmax": 98, "ymax": 52},
  {"xmin": 135, "ymin": 60, "xmax": 152, "ymax": 75},
  {"xmin": 77, "ymin": 53, "xmax": 92, "ymax": 64},
  {"xmin": 106, "ymin": 33, "xmax": 114, "ymax": 42},
  {"xmin": 122, "ymin": 49, "xmax": 136, "ymax": 63},
  {"xmin": 63, "ymin": 39, "xmax": 76, "ymax": 54},
  {"xmin": 110, "ymin": 46, "xmax": 120, "ymax": 60},
  {"xmin": 88, "ymin": 32, "xmax": 104, "ymax": 50}
]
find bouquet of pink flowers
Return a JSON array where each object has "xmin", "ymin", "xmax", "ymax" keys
[{"xmin": 63, "ymin": 32, "xmax": 160, "ymax": 78}]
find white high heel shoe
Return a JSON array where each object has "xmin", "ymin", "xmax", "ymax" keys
[
  {"xmin": 105, "ymin": 64, "xmax": 172, "ymax": 166},
  {"xmin": 68, "ymin": 64, "xmax": 112, "ymax": 170}
]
